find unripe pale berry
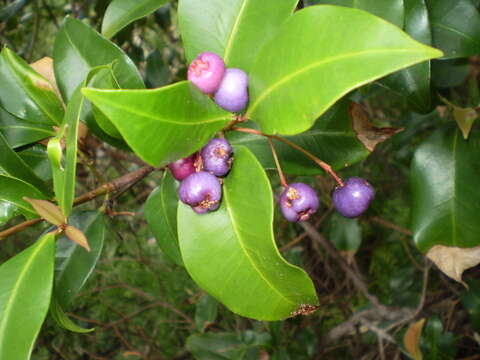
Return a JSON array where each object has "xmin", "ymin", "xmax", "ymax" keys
[
  {"xmin": 168, "ymin": 153, "xmax": 199, "ymax": 181},
  {"xmin": 332, "ymin": 177, "xmax": 375, "ymax": 218},
  {"xmin": 200, "ymin": 138, "xmax": 233, "ymax": 177},
  {"xmin": 188, "ymin": 52, "xmax": 225, "ymax": 94},
  {"xmin": 280, "ymin": 183, "xmax": 319, "ymax": 222},
  {"xmin": 214, "ymin": 68, "xmax": 249, "ymax": 112},
  {"xmin": 179, "ymin": 171, "xmax": 222, "ymax": 214}
]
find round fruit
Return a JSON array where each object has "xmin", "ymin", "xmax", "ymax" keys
[
  {"xmin": 179, "ymin": 171, "xmax": 222, "ymax": 214},
  {"xmin": 188, "ymin": 52, "xmax": 225, "ymax": 94},
  {"xmin": 200, "ymin": 138, "xmax": 233, "ymax": 176},
  {"xmin": 214, "ymin": 68, "xmax": 249, "ymax": 112},
  {"xmin": 332, "ymin": 177, "xmax": 375, "ymax": 218},
  {"xmin": 280, "ymin": 183, "xmax": 319, "ymax": 222},
  {"xmin": 168, "ymin": 154, "xmax": 198, "ymax": 181}
]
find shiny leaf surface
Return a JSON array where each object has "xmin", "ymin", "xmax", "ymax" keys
[
  {"xmin": 49, "ymin": 296, "xmax": 94, "ymax": 333},
  {"xmin": 0, "ymin": 175, "xmax": 48, "ymax": 216},
  {"xmin": 411, "ymin": 125, "xmax": 480, "ymax": 252},
  {"xmin": 178, "ymin": 147, "xmax": 318, "ymax": 320},
  {"xmin": 82, "ymin": 82, "xmax": 231, "ymax": 166},
  {"xmin": 178, "ymin": 0, "xmax": 297, "ymax": 72},
  {"xmin": 0, "ymin": 232, "xmax": 55, "ymax": 360},
  {"xmin": 247, "ymin": 5, "xmax": 443, "ymax": 135},
  {"xmin": 145, "ymin": 170, "xmax": 183, "ymax": 266}
]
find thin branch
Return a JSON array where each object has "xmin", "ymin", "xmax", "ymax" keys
[
  {"xmin": 268, "ymin": 137, "xmax": 288, "ymax": 188},
  {"xmin": 370, "ymin": 216, "xmax": 412, "ymax": 236},
  {"xmin": 0, "ymin": 165, "xmax": 156, "ymax": 240}
]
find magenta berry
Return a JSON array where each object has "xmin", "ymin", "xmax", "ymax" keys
[
  {"xmin": 200, "ymin": 138, "xmax": 233, "ymax": 177},
  {"xmin": 188, "ymin": 52, "xmax": 225, "ymax": 94},
  {"xmin": 280, "ymin": 183, "xmax": 319, "ymax": 222},
  {"xmin": 179, "ymin": 171, "xmax": 222, "ymax": 214},
  {"xmin": 168, "ymin": 154, "xmax": 199, "ymax": 181},
  {"xmin": 332, "ymin": 177, "xmax": 375, "ymax": 218},
  {"xmin": 214, "ymin": 68, "xmax": 249, "ymax": 112}
]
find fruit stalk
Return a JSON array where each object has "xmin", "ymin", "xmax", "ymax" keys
[{"xmin": 268, "ymin": 137, "xmax": 289, "ymax": 188}]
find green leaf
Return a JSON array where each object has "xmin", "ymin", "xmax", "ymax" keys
[
  {"xmin": 146, "ymin": 50, "xmax": 171, "ymax": 88},
  {"xmin": 82, "ymin": 82, "xmax": 231, "ymax": 166},
  {"xmin": 411, "ymin": 125, "xmax": 480, "ymax": 252},
  {"xmin": 145, "ymin": 170, "xmax": 183, "ymax": 266},
  {"xmin": 0, "ymin": 47, "xmax": 64, "ymax": 126},
  {"xmin": 178, "ymin": 146, "xmax": 318, "ymax": 321},
  {"xmin": 0, "ymin": 131, "xmax": 51, "ymax": 196},
  {"xmin": 49, "ymin": 296, "xmax": 94, "ymax": 333},
  {"xmin": 0, "ymin": 201, "xmax": 20, "ymax": 226},
  {"xmin": 426, "ymin": 0, "xmax": 480, "ymax": 59},
  {"xmin": 380, "ymin": 0, "xmax": 433, "ymax": 113},
  {"xmin": 0, "ymin": 175, "xmax": 48, "ymax": 216},
  {"xmin": 186, "ymin": 331, "xmax": 271, "ymax": 360},
  {"xmin": 328, "ymin": 213, "xmax": 362, "ymax": 252},
  {"xmin": 55, "ymin": 210, "xmax": 106, "ymax": 309},
  {"xmin": 228, "ymin": 100, "xmax": 369, "ymax": 175},
  {"xmin": 19, "ymin": 144, "xmax": 53, "ymax": 182},
  {"xmin": 102, "ymin": 0, "xmax": 170, "ymax": 39},
  {"xmin": 178, "ymin": 0, "xmax": 298, "ymax": 72},
  {"xmin": 247, "ymin": 5, "xmax": 443, "ymax": 135},
  {"xmin": 421, "ymin": 316, "xmax": 458, "ymax": 359},
  {"xmin": 0, "ymin": 107, "xmax": 55, "ymax": 149},
  {"xmin": 313, "ymin": 0, "xmax": 405, "ymax": 27},
  {"xmin": 53, "ymin": 16, "xmax": 144, "ymax": 101},
  {"xmin": 195, "ymin": 293, "xmax": 218, "ymax": 332},
  {"xmin": 0, "ymin": 232, "xmax": 55, "ymax": 360}
]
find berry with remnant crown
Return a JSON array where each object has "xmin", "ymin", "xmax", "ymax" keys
[
  {"xmin": 280, "ymin": 183, "xmax": 319, "ymax": 222},
  {"xmin": 214, "ymin": 68, "xmax": 249, "ymax": 112},
  {"xmin": 332, "ymin": 177, "xmax": 375, "ymax": 218},
  {"xmin": 179, "ymin": 171, "xmax": 222, "ymax": 214},
  {"xmin": 188, "ymin": 52, "xmax": 226, "ymax": 94},
  {"xmin": 200, "ymin": 138, "xmax": 233, "ymax": 177}
]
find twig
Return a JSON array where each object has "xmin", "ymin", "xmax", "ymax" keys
[
  {"xmin": 268, "ymin": 137, "xmax": 288, "ymax": 188},
  {"xmin": 370, "ymin": 216, "xmax": 412, "ymax": 236},
  {"xmin": 0, "ymin": 165, "xmax": 156, "ymax": 239}
]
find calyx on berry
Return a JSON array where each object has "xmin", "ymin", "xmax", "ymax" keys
[
  {"xmin": 188, "ymin": 52, "xmax": 225, "ymax": 94},
  {"xmin": 280, "ymin": 183, "xmax": 319, "ymax": 222},
  {"xmin": 332, "ymin": 177, "xmax": 375, "ymax": 218},
  {"xmin": 179, "ymin": 171, "xmax": 222, "ymax": 214},
  {"xmin": 200, "ymin": 138, "xmax": 233, "ymax": 177},
  {"xmin": 214, "ymin": 68, "xmax": 249, "ymax": 113}
]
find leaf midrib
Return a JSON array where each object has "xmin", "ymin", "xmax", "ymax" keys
[
  {"xmin": 247, "ymin": 48, "xmax": 434, "ymax": 115},
  {"xmin": 450, "ymin": 130, "xmax": 458, "ymax": 246},
  {"xmin": 223, "ymin": 0, "xmax": 248, "ymax": 64},
  {"xmin": 0, "ymin": 235, "xmax": 52, "ymax": 350}
]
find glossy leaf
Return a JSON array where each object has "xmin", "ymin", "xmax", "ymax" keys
[
  {"xmin": 53, "ymin": 16, "xmax": 144, "ymax": 101},
  {"xmin": 0, "ymin": 232, "xmax": 55, "ymax": 360},
  {"xmin": 426, "ymin": 0, "xmax": 480, "ymax": 59},
  {"xmin": 178, "ymin": 146, "xmax": 318, "ymax": 320},
  {"xmin": 0, "ymin": 131, "xmax": 51, "ymax": 195},
  {"xmin": 313, "ymin": 0, "xmax": 404, "ymax": 27},
  {"xmin": 82, "ymin": 82, "xmax": 231, "ymax": 166},
  {"xmin": 381, "ymin": 0, "xmax": 433, "ymax": 113},
  {"xmin": 55, "ymin": 211, "xmax": 106, "ymax": 309},
  {"xmin": 0, "ymin": 201, "xmax": 20, "ymax": 226},
  {"xmin": 178, "ymin": 0, "xmax": 298, "ymax": 72},
  {"xmin": 49, "ymin": 296, "xmax": 94, "ymax": 333},
  {"xmin": 411, "ymin": 125, "xmax": 480, "ymax": 253},
  {"xmin": 0, "ymin": 107, "xmax": 55, "ymax": 149},
  {"xmin": 0, "ymin": 47, "xmax": 63, "ymax": 125},
  {"xmin": 228, "ymin": 100, "xmax": 369, "ymax": 175},
  {"xmin": 102, "ymin": 0, "xmax": 170, "ymax": 39},
  {"xmin": 146, "ymin": 50, "xmax": 170, "ymax": 88},
  {"xmin": 0, "ymin": 175, "xmax": 48, "ymax": 216},
  {"xmin": 145, "ymin": 171, "xmax": 183, "ymax": 266},
  {"xmin": 328, "ymin": 213, "xmax": 362, "ymax": 252},
  {"xmin": 247, "ymin": 5, "xmax": 443, "ymax": 135},
  {"xmin": 19, "ymin": 144, "xmax": 52, "ymax": 182}
]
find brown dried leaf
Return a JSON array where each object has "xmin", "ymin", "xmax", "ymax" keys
[
  {"xmin": 23, "ymin": 197, "xmax": 65, "ymax": 226},
  {"xmin": 349, "ymin": 102, "xmax": 403, "ymax": 152},
  {"xmin": 65, "ymin": 225, "xmax": 91, "ymax": 252},
  {"xmin": 426, "ymin": 245, "xmax": 480, "ymax": 286},
  {"xmin": 404, "ymin": 318, "xmax": 425, "ymax": 360},
  {"xmin": 30, "ymin": 57, "xmax": 63, "ymax": 100}
]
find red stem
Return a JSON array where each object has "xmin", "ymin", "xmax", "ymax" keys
[{"xmin": 268, "ymin": 137, "xmax": 289, "ymax": 188}]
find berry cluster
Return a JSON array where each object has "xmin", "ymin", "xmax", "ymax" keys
[
  {"xmin": 170, "ymin": 138, "xmax": 233, "ymax": 214},
  {"xmin": 188, "ymin": 52, "xmax": 248, "ymax": 113}
]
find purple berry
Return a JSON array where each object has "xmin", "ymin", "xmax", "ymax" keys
[
  {"xmin": 200, "ymin": 138, "xmax": 233, "ymax": 177},
  {"xmin": 188, "ymin": 52, "xmax": 225, "ymax": 94},
  {"xmin": 179, "ymin": 171, "xmax": 222, "ymax": 214},
  {"xmin": 332, "ymin": 177, "xmax": 375, "ymax": 218},
  {"xmin": 280, "ymin": 183, "xmax": 319, "ymax": 222},
  {"xmin": 169, "ymin": 153, "xmax": 199, "ymax": 181},
  {"xmin": 214, "ymin": 68, "xmax": 249, "ymax": 112}
]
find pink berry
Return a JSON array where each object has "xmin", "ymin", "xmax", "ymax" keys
[
  {"xmin": 188, "ymin": 52, "xmax": 225, "ymax": 94},
  {"xmin": 168, "ymin": 154, "xmax": 199, "ymax": 181}
]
